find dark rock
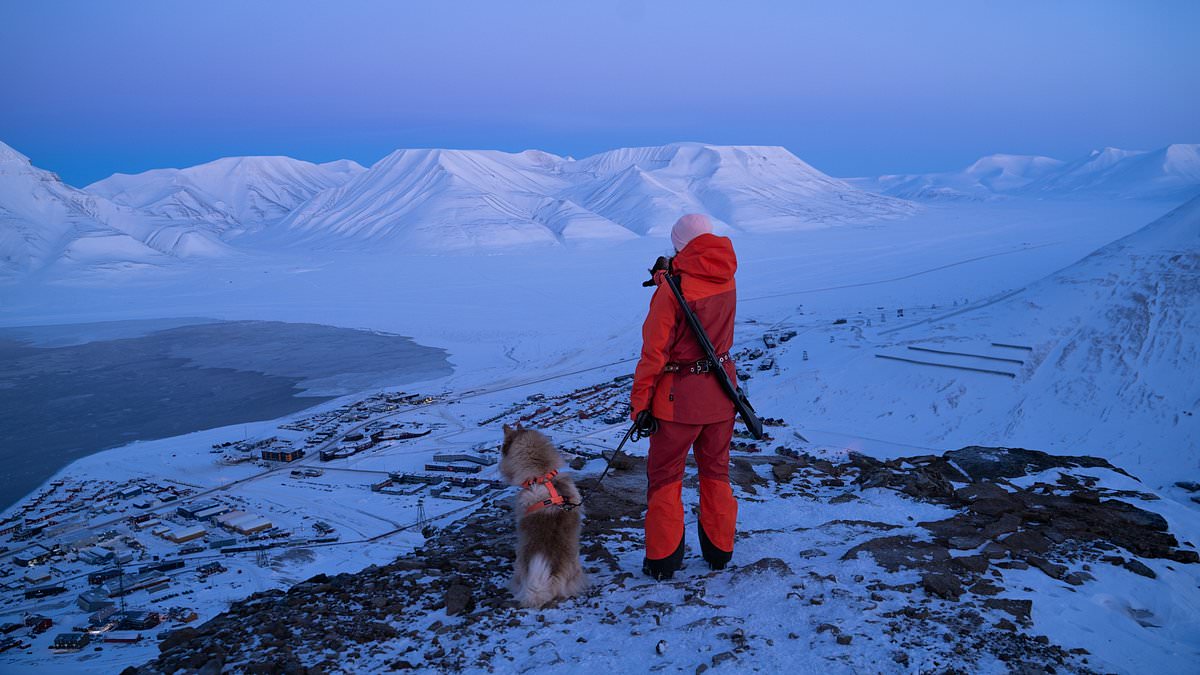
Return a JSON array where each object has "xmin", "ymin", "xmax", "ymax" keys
[
  {"xmin": 980, "ymin": 513, "xmax": 1022, "ymax": 539},
  {"xmin": 711, "ymin": 651, "xmax": 736, "ymax": 667},
  {"xmin": 1070, "ymin": 491, "xmax": 1101, "ymax": 505},
  {"xmin": 984, "ymin": 595, "xmax": 1032, "ymax": 619},
  {"xmin": 829, "ymin": 492, "xmax": 859, "ymax": 504},
  {"xmin": 445, "ymin": 584, "xmax": 474, "ymax": 616},
  {"xmin": 1026, "ymin": 556, "xmax": 1068, "ymax": 580},
  {"xmin": 771, "ymin": 462, "xmax": 795, "ymax": 483},
  {"xmin": 842, "ymin": 536, "xmax": 950, "ymax": 572},
  {"xmin": 734, "ymin": 557, "xmax": 793, "ymax": 577},
  {"xmin": 945, "ymin": 446, "xmax": 1126, "ymax": 482},
  {"xmin": 1001, "ymin": 530, "xmax": 1053, "ymax": 556},
  {"xmin": 158, "ymin": 627, "xmax": 200, "ymax": 652},
  {"xmin": 969, "ymin": 579, "xmax": 1002, "ymax": 596},
  {"xmin": 198, "ymin": 656, "xmax": 225, "ymax": 675},
  {"xmin": 836, "ymin": 634, "xmax": 853, "ymax": 645},
  {"xmin": 1063, "ymin": 572, "xmax": 1093, "ymax": 586},
  {"xmin": 948, "ymin": 535, "xmax": 986, "ymax": 550},
  {"xmin": 1123, "ymin": 559, "xmax": 1156, "ymax": 579},
  {"xmin": 967, "ymin": 497, "xmax": 1020, "ymax": 517},
  {"xmin": 952, "ymin": 555, "xmax": 990, "ymax": 574},
  {"xmin": 1174, "ymin": 481, "xmax": 1200, "ymax": 492},
  {"xmin": 921, "ymin": 572, "xmax": 964, "ymax": 600},
  {"xmin": 921, "ymin": 516, "xmax": 983, "ymax": 540},
  {"xmin": 569, "ymin": 456, "xmax": 586, "ymax": 471},
  {"xmin": 609, "ymin": 450, "xmax": 636, "ymax": 471},
  {"xmin": 995, "ymin": 618, "xmax": 1017, "ymax": 632},
  {"xmin": 955, "ymin": 482, "xmax": 1012, "ymax": 503},
  {"xmin": 1169, "ymin": 549, "xmax": 1200, "ymax": 564}
]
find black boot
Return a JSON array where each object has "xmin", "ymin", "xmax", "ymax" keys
[
  {"xmin": 698, "ymin": 521, "xmax": 732, "ymax": 570},
  {"xmin": 642, "ymin": 537, "xmax": 685, "ymax": 580}
]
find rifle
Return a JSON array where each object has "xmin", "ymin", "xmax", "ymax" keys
[{"xmin": 659, "ymin": 271, "xmax": 765, "ymax": 440}]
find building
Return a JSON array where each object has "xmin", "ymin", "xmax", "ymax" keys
[
  {"xmin": 88, "ymin": 568, "xmax": 122, "ymax": 585},
  {"xmin": 213, "ymin": 511, "xmax": 272, "ymax": 535},
  {"xmin": 104, "ymin": 572, "xmax": 168, "ymax": 598},
  {"xmin": 77, "ymin": 590, "xmax": 115, "ymax": 613},
  {"xmin": 193, "ymin": 505, "xmax": 230, "ymax": 521},
  {"xmin": 424, "ymin": 463, "xmax": 482, "ymax": 474},
  {"xmin": 13, "ymin": 544, "xmax": 57, "ymax": 567},
  {"xmin": 432, "ymin": 453, "xmax": 497, "ymax": 466},
  {"xmin": 118, "ymin": 486, "xmax": 143, "ymax": 500},
  {"xmin": 115, "ymin": 611, "xmax": 160, "ymax": 631},
  {"xmin": 51, "ymin": 632, "xmax": 90, "ymax": 651},
  {"xmin": 78, "ymin": 546, "xmax": 115, "ymax": 566},
  {"xmin": 261, "ymin": 447, "xmax": 305, "ymax": 462},
  {"xmin": 23, "ymin": 569, "xmax": 51, "ymax": 585},
  {"xmin": 208, "ymin": 537, "xmax": 236, "ymax": 550},
  {"xmin": 88, "ymin": 606, "xmax": 119, "ymax": 626},
  {"xmin": 165, "ymin": 525, "xmax": 206, "ymax": 543},
  {"xmin": 176, "ymin": 501, "xmax": 220, "ymax": 519}
]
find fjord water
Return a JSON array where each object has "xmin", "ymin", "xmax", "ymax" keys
[{"xmin": 0, "ymin": 319, "xmax": 452, "ymax": 509}]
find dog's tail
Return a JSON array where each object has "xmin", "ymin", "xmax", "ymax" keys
[{"xmin": 519, "ymin": 554, "xmax": 560, "ymax": 608}]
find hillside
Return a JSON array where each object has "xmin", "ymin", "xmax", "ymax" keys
[
  {"xmin": 276, "ymin": 143, "xmax": 917, "ymax": 251},
  {"xmin": 87, "ymin": 156, "xmax": 365, "ymax": 234},
  {"xmin": 854, "ymin": 144, "xmax": 1200, "ymax": 202},
  {"xmin": 0, "ymin": 142, "xmax": 227, "ymax": 280}
]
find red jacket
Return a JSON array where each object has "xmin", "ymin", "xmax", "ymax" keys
[{"xmin": 631, "ymin": 233, "xmax": 738, "ymax": 424}]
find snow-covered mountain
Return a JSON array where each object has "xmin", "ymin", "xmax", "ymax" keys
[
  {"xmin": 87, "ymin": 155, "xmax": 365, "ymax": 234},
  {"xmin": 986, "ymin": 193, "xmax": 1200, "ymax": 469},
  {"xmin": 1024, "ymin": 144, "xmax": 1200, "ymax": 200},
  {"xmin": 851, "ymin": 154, "xmax": 1066, "ymax": 201},
  {"xmin": 854, "ymin": 144, "xmax": 1200, "ymax": 202},
  {"xmin": 0, "ymin": 141, "xmax": 227, "ymax": 280},
  {"xmin": 277, "ymin": 143, "xmax": 918, "ymax": 251}
]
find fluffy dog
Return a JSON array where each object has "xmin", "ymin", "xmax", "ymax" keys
[{"xmin": 499, "ymin": 423, "xmax": 587, "ymax": 608}]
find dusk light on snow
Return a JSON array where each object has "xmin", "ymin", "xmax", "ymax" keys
[{"xmin": 0, "ymin": 2, "xmax": 1197, "ymax": 673}]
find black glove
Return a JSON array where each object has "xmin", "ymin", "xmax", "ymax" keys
[
  {"xmin": 634, "ymin": 410, "xmax": 658, "ymax": 438},
  {"xmin": 642, "ymin": 256, "xmax": 673, "ymax": 287}
]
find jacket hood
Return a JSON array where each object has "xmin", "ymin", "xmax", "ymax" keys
[{"xmin": 673, "ymin": 233, "xmax": 736, "ymax": 283}]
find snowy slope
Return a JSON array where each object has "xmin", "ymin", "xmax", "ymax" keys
[
  {"xmin": 856, "ymin": 144, "xmax": 1200, "ymax": 202},
  {"xmin": 278, "ymin": 143, "xmax": 917, "ymax": 251},
  {"xmin": 87, "ymin": 155, "xmax": 365, "ymax": 234},
  {"xmin": 979, "ymin": 195, "xmax": 1200, "ymax": 476},
  {"xmin": 811, "ymin": 196, "xmax": 1200, "ymax": 486},
  {"xmin": 0, "ymin": 141, "xmax": 228, "ymax": 279},
  {"xmin": 852, "ymin": 154, "xmax": 1066, "ymax": 201},
  {"xmin": 1023, "ymin": 144, "xmax": 1200, "ymax": 200}
]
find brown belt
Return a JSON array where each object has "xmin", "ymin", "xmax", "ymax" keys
[{"xmin": 663, "ymin": 352, "xmax": 733, "ymax": 375}]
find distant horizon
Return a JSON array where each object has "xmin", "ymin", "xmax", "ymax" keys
[
  {"xmin": 6, "ymin": 137, "xmax": 1196, "ymax": 189},
  {"xmin": 3, "ymin": 2, "xmax": 1196, "ymax": 187}
]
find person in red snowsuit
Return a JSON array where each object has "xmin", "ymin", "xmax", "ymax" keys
[{"xmin": 631, "ymin": 213, "xmax": 739, "ymax": 580}]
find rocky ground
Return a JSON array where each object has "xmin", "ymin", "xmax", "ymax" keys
[{"xmin": 128, "ymin": 446, "xmax": 1200, "ymax": 674}]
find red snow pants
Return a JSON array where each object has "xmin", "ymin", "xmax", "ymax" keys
[{"xmin": 645, "ymin": 417, "xmax": 738, "ymax": 561}]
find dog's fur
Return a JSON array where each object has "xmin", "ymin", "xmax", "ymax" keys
[{"xmin": 500, "ymin": 423, "xmax": 587, "ymax": 608}]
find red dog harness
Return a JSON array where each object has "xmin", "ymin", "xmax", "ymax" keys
[{"xmin": 522, "ymin": 469, "xmax": 571, "ymax": 514}]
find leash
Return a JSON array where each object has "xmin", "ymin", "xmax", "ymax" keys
[
  {"xmin": 585, "ymin": 416, "xmax": 656, "ymax": 499},
  {"xmin": 524, "ymin": 417, "xmax": 654, "ymax": 513}
]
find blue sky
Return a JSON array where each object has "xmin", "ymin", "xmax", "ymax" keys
[{"xmin": 2, "ymin": 0, "xmax": 1197, "ymax": 186}]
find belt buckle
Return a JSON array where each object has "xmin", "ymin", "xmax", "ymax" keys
[{"xmin": 693, "ymin": 359, "xmax": 711, "ymax": 374}]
